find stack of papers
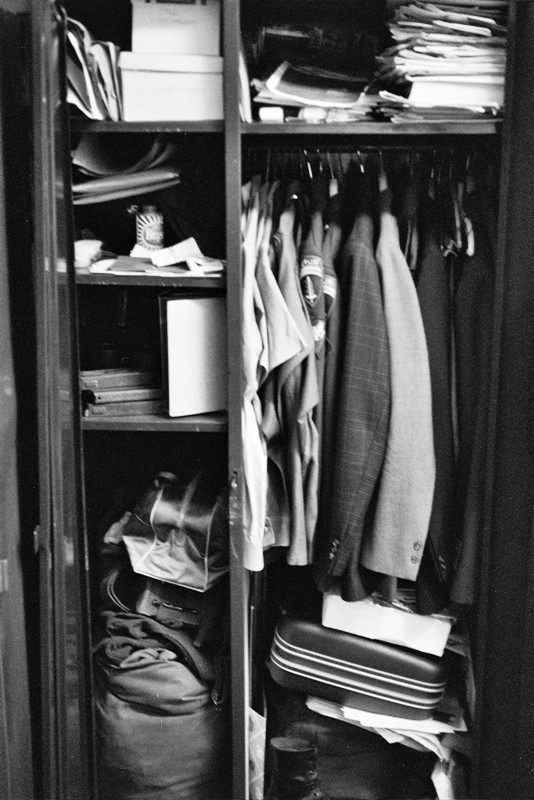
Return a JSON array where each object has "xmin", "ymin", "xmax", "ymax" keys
[
  {"xmin": 66, "ymin": 17, "xmax": 122, "ymax": 121},
  {"xmin": 306, "ymin": 695, "xmax": 467, "ymax": 762},
  {"xmin": 374, "ymin": 1, "xmax": 508, "ymax": 118},
  {"xmin": 71, "ymin": 133, "xmax": 181, "ymax": 204},
  {"xmin": 89, "ymin": 237, "xmax": 225, "ymax": 277}
]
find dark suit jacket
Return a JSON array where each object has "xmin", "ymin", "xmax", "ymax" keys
[
  {"xmin": 415, "ymin": 194, "xmax": 457, "ymax": 614},
  {"xmin": 451, "ymin": 190, "xmax": 495, "ymax": 605},
  {"xmin": 313, "ymin": 175, "xmax": 391, "ymax": 601}
]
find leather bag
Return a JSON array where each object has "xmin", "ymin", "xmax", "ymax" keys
[{"xmin": 122, "ymin": 471, "xmax": 229, "ymax": 592}]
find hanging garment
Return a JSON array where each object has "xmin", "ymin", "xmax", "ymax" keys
[
  {"xmin": 256, "ymin": 180, "xmax": 306, "ymax": 548},
  {"xmin": 396, "ymin": 156, "xmax": 420, "ymax": 273},
  {"xmin": 315, "ymin": 188, "xmax": 344, "ymax": 549},
  {"xmin": 299, "ymin": 171, "xmax": 328, "ymax": 351},
  {"xmin": 268, "ymin": 186, "xmax": 320, "ymax": 565},
  {"xmin": 315, "ymin": 186, "xmax": 344, "ymax": 438},
  {"xmin": 360, "ymin": 182, "xmax": 435, "ymax": 585},
  {"xmin": 256, "ymin": 181, "xmax": 306, "ymax": 383},
  {"xmin": 241, "ymin": 179, "xmax": 269, "ymax": 571},
  {"xmin": 313, "ymin": 167, "xmax": 390, "ymax": 601},
  {"xmin": 450, "ymin": 185, "xmax": 495, "ymax": 605},
  {"xmin": 414, "ymin": 186, "xmax": 458, "ymax": 615}
]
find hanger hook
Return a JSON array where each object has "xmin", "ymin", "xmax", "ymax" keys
[
  {"xmin": 302, "ymin": 149, "xmax": 313, "ymax": 179},
  {"xmin": 326, "ymin": 150, "xmax": 334, "ymax": 180},
  {"xmin": 265, "ymin": 148, "xmax": 271, "ymax": 183}
]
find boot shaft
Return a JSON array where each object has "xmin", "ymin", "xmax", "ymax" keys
[{"xmin": 265, "ymin": 737, "xmax": 328, "ymax": 800}]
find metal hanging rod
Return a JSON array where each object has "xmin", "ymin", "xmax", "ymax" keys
[{"xmin": 246, "ymin": 143, "xmax": 488, "ymax": 156}]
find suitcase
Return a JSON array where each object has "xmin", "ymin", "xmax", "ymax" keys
[{"xmin": 268, "ymin": 616, "xmax": 448, "ymax": 720}]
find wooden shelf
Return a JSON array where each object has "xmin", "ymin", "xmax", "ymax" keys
[
  {"xmin": 75, "ymin": 269, "xmax": 225, "ymax": 290},
  {"xmin": 241, "ymin": 119, "xmax": 502, "ymax": 137},
  {"xmin": 70, "ymin": 118, "xmax": 501, "ymax": 138},
  {"xmin": 69, "ymin": 119, "xmax": 224, "ymax": 134},
  {"xmin": 82, "ymin": 411, "xmax": 227, "ymax": 433}
]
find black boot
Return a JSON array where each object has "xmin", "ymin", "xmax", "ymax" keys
[{"xmin": 265, "ymin": 736, "xmax": 329, "ymax": 800}]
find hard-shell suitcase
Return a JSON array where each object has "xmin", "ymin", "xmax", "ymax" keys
[{"xmin": 269, "ymin": 616, "xmax": 448, "ymax": 720}]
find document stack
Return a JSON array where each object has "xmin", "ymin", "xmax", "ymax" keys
[
  {"xmin": 374, "ymin": 0, "xmax": 508, "ymax": 121},
  {"xmin": 71, "ymin": 133, "xmax": 181, "ymax": 206},
  {"xmin": 66, "ymin": 17, "xmax": 123, "ymax": 121},
  {"xmin": 81, "ymin": 369, "xmax": 164, "ymax": 418}
]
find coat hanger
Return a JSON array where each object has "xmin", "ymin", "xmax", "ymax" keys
[
  {"xmin": 326, "ymin": 151, "xmax": 339, "ymax": 197},
  {"xmin": 457, "ymin": 152, "xmax": 475, "ymax": 257},
  {"xmin": 378, "ymin": 148, "xmax": 388, "ymax": 191},
  {"xmin": 264, "ymin": 147, "xmax": 272, "ymax": 184}
]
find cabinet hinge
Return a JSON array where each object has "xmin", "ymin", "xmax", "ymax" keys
[{"xmin": 0, "ymin": 560, "xmax": 8, "ymax": 594}]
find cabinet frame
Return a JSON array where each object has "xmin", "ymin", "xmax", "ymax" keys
[{"xmin": 31, "ymin": 0, "xmax": 534, "ymax": 797}]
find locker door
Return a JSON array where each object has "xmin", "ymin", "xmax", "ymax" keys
[
  {"xmin": 0, "ymin": 10, "xmax": 34, "ymax": 795},
  {"xmin": 31, "ymin": 2, "xmax": 95, "ymax": 798},
  {"xmin": 474, "ymin": 1, "xmax": 534, "ymax": 798}
]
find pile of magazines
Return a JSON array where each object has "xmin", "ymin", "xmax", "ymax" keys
[
  {"xmin": 245, "ymin": 19, "xmax": 385, "ymax": 121},
  {"xmin": 374, "ymin": 0, "xmax": 508, "ymax": 122},
  {"xmin": 66, "ymin": 17, "xmax": 123, "ymax": 121}
]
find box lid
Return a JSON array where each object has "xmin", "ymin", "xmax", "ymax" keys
[{"xmin": 119, "ymin": 52, "xmax": 223, "ymax": 74}]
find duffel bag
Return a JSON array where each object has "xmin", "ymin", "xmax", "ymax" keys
[{"xmin": 94, "ymin": 611, "xmax": 231, "ymax": 800}]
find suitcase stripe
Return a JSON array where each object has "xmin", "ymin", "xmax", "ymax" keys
[
  {"xmin": 273, "ymin": 632, "xmax": 447, "ymax": 695},
  {"xmin": 270, "ymin": 649, "xmax": 443, "ymax": 711}
]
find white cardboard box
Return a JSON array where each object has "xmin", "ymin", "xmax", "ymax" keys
[
  {"xmin": 159, "ymin": 295, "xmax": 227, "ymax": 417},
  {"xmin": 322, "ymin": 591, "xmax": 452, "ymax": 657},
  {"xmin": 119, "ymin": 52, "xmax": 223, "ymax": 121},
  {"xmin": 131, "ymin": 0, "xmax": 220, "ymax": 56}
]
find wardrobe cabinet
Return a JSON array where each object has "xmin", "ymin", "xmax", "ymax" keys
[{"xmin": 24, "ymin": 0, "xmax": 534, "ymax": 798}]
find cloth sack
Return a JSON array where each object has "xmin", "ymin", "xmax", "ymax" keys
[{"xmin": 94, "ymin": 611, "xmax": 231, "ymax": 800}]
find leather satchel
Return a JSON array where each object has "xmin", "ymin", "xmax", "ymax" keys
[{"xmin": 122, "ymin": 470, "xmax": 229, "ymax": 593}]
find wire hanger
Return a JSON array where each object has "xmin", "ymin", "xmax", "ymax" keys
[{"xmin": 378, "ymin": 148, "xmax": 388, "ymax": 191}]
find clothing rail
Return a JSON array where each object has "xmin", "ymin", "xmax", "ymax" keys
[{"xmin": 245, "ymin": 142, "xmax": 500, "ymax": 183}]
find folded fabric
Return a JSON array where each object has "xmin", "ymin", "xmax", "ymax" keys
[{"xmin": 95, "ymin": 610, "xmax": 215, "ymax": 682}]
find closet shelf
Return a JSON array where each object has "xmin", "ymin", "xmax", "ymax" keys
[
  {"xmin": 69, "ymin": 119, "xmax": 224, "ymax": 134},
  {"xmin": 69, "ymin": 119, "xmax": 500, "ymax": 136},
  {"xmin": 241, "ymin": 120, "xmax": 501, "ymax": 136},
  {"xmin": 81, "ymin": 411, "xmax": 227, "ymax": 433},
  {"xmin": 75, "ymin": 270, "xmax": 225, "ymax": 290}
]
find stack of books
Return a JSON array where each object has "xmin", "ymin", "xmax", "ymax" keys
[
  {"xmin": 374, "ymin": 1, "xmax": 508, "ymax": 117},
  {"xmin": 80, "ymin": 369, "xmax": 164, "ymax": 418}
]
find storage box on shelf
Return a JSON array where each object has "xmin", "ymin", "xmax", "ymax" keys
[
  {"xmin": 119, "ymin": 53, "xmax": 224, "ymax": 121},
  {"xmin": 131, "ymin": 0, "xmax": 221, "ymax": 56}
]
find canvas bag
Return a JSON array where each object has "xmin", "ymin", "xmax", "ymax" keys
[
  {"xmin": 122, "ymin": 470, "xmax": 229, "ymax": 592},
  {"xmin": 94, "ymin": 611, "xmax": 231, "ymax": 800}
]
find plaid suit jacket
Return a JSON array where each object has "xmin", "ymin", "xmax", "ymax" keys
[{"xmin": 314, "ymin": 205, "xmax": 391, "ymax": 601}]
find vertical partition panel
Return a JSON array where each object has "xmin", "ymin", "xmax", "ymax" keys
[{"xmin": 224, "ymin": 0, "xmax": 249, "ymax": 798}]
